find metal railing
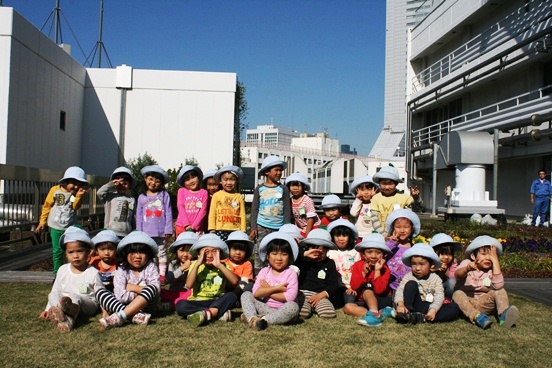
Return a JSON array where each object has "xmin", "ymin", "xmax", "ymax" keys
[
  {"xmin": 0, "ymin": 164, "xmax": 109, "ymax": 247},
  {"xmin": 412, "ymin": 0, "xmax": 552, "ymax": 92},
  {"xmin": 411, "ymin": 84, "xmax": 552, "ymax": 149}
]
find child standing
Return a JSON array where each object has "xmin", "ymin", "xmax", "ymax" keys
[
  {"xmin": 202, "ymin": 169, "xmax": 219, "ymax": 231},
  {"xmin": 430, "ymin": 233, "xmax": 461, "ymax": 300},
  {"xmin": 35, "ymin": 166, "xmax": 89, "ymax": 275},
  {"xmin": 175, "ymin": 165, "xmax": 209, "ymax": 236},
  {"xmin": 326, "ymin": 218, "xmax": 361, "ymax": 306},
  {"xmin": 250, "ymin": 155, "xmax": 292, "ymax": 275},
  {"xmin": 385, "ymin": 209, "xmax": 420, "ymax": 293},
  {"xmin": 394, "ymin": 243, "xmax": 460, "ymax": 324},
  {"xmin": 208, "ymin": 165, "xmax": 246, "ymax": 241},
  {"xmin": 285, "ymin": 172, "xmax": 320, "ymax": 238},
  {"xmin": 96, "ymin": 231, "xmax": 160, "ymax": 328},
  {"xmin": 97, "ymin": 167, "xmax": 135, "ymax": 237},
  {"xmin": 349, "ymin": 175, "xmax": 378, "ymax": 240},
  {"xmin": 90, "ymin": 229, "xmax": 120, "ymax": 292},
  {"xmin": 175, "ymin": 234, "xmax": 239, "ymax": 326},
  {"xmin": 296, "ymin": 229, "xmax": 340, "ymax": 319},
  {"xmin": 39, "ymin": 226, "xmax": 103, "ymax": 331},
  {"xmin": 453, "ymin": 236, "xmax": 519, "ymax": 329},
  {"xmin": 224, "ymin": 231, "xmax": 254, "ymax": 292},
  {"xmin": 343, "ymin": 233, "xmax": 392, "ymax": 327},
  {"xmin": 370, "ymin": 166, "xmax": 422, "ymax": 234},
  {"xmin": 160, "ymin": 232, "xmax": 199, "ymax": 310},
  {"xmin": 240, "ymin": 232, "xmax": 300, "ymax": 330},
  {"xmin": 319, "ymin": 194, "xmax": 347, "ymax": 230},
  {"xmin": 136, "ymin": 165, "xmax": 173, "ymax": 284}
]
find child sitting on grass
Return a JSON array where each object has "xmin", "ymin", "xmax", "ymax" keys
[
  {"xmin": 175, "ymin": 234, "xmax": 239, "ymax": 326},
  {"xmin": 319, "ymin": 194, "xmax": 347, "ymax": 229},
  {"xmin": 343, "ymin": 233, "xmax": 392, "ymax": 327},
  {"xmin": 327, "ymin": 218, "xmax": 361, "ymax": 306},
  {"xmin": 296, "ymin": 229, "xmax": 340, "ymax": 319},
  {"xmin": 224, "ymin": 230, "xmax": 254, "ymax": 295},
  {"xmin": 240, "ymin": 232, "xmax": 300, "ymax": 331},
  {"xmin": 96, "ymin": 231, "xmax": 160, "ymax": 328},
  {"xmin": 430, "ymin": 233, "xmax": 461, "ymax": 300},
  {"xmin": 349, "ymin": 175, "xmax": 379, "ymax": 239},
  {"xmin": 393, "ymin": 243, "xmax": 460, "ymax": 324},
  {"xmin": 453, "ymin": 236, "xmax": 519, "ymax": 329},
  {"xmin": 39, "ymin": 226, "xmax": 103, "ymax": 331},
  {"xmin": 90, "ymin": 229, "xmax": 120, "ymax": 293},
  {"xmin": 160, "ymin": 232, "xmax": 199, "ymax": 311}
]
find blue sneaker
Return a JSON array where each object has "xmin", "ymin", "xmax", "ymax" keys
[
  {"xmin": 499, "ymin": 306, "xmax": 519, "ymax": 328},
  {"xmin": 474, "ymin": 313, "xmax": 492, "ymax": 329},
  {"xmin": 357, "ymin": 312, "xmax": 382, "ymax": 327},
  {"xmin": 379, "ymin": 307, "xmax": 396, "ymax": 319}
]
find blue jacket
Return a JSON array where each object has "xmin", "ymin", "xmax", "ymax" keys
[{"xmin": 531, "ymin": 179, "xmax": 551, "ymax": 197}]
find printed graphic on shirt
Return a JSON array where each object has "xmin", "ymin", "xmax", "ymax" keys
[
  {"xmin": 217, "ymin": 198, "xmax": 241, "ymax": 227},
  {"xmin": 144, "ymin": 199, "xmax": 164, "ymax": 219},
  {"xmin": 53, "ymin": 193, "xmax": 73, "ymax": 225},
  {"xmin": 114, "ymin": 200, "xmax": 130, "ymax": 223}
]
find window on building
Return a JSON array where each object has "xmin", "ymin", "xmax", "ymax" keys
[{"xmin": 59, "ymin": 110, "xmax": 66, "ymax": 131}]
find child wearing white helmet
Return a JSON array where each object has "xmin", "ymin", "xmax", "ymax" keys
[
  {"xmin": 393, "ymin": 243, "xmax": 460, "ymax": 325},
  {"xmin": 90, "ymin": 229, "xmax": 120, "ymax": 293},
  {"xmin": 285, "ymin": 172, "xmax": 320, "ymax": 237},
  {"xmin": 240, "ymin": 232, "xmax": 300, "ymax": 330},
  {"xmin": 453, "ymin": 236, "xmax": 519, "ymax": 329},
  {"xmin": 208, "ymin": 165, "xmax": 246, "ymax": 241},
  {"xmin": 296, "ymin": 229, "xmax": 340, "ymax": 319},
  {"xmin": 224, "ymin": 231, "xmax": 255, "ymax": 292},
  {"xmin": 39, "ymin": 226, "xmax": 102, "ymax": 331},
  {"xmin": 349, "ymin": 175, "xmax": 379, "ymax": 239},
  {"xmin": 369, "ymin": 165, "xmax": 422, "ymax": 235},
  {"xmin": 319, "ymin": 194, "xmax": 347, "ymax": 230},
  {"xmin": 97, "ymin": 166, "xmax": 135, "ymax": 237},
  {"xmin": 136, "ymin": 165, "xmax": 173, "ymax": 285},
  {"xmin": 96, "ymin": 231, "xmax": 161, "ymax": 328},
  {"xmin": 250, "ymin": 155, "xmax": 292, "ymax": 275},
  {"xmin": 175, "ymin": 234, "xmax": 239, "ymax": 327},
  {"xmin": 35, "ymin": 166, "xmax": 90, "ymax": 275},
  {"xmin": 175, "ymin": 165, "xmax": 209, "ymax": 237},
  {"xmin": 430, "ymin": 233, "xmax": 461, "ymax": 300}
]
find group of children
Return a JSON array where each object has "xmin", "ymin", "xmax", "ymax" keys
[{"xmin": 38, "ymin": 159, "xmax": 519, "ymax": 332}]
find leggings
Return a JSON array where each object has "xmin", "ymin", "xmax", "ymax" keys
[
  {"xmin": 96, "ymin": 285, "xmax": 159, "ymax": 314},
  {"xmin": 240, "ymin": 291, "xmax": 299, "ymax": 325},
  {"xmin": 50, "ymin": 228, "xmax": 65, "ymax": 274},
  {"xmin": 297, "ymin": 290, "xmax": 336, "ymax": 318},
  {"xmin": 403, "ymin": 280, "xmax": 459, "ymax": 322}
]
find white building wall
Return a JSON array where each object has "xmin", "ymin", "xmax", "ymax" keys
[{"xmin": 0, "ymin": 7, "xmax": 86, "ymax": 170}]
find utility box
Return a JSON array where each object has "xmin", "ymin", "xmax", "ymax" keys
[{"xmin": 436, "ymin": 131, "xmax": 494, "ymax": 169}]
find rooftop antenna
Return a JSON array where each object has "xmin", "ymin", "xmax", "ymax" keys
[{"xmin": 85, "ymin": 0, "xmax": 113, "ymax": 68}]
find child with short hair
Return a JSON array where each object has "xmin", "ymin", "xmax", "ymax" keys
[
  {"xmin": 250, "ymin": 155, "xmax": 292, "ymax": 275},
  {"xmin": 175, "ymin": 234, "xmax": 239, "ymax": 326},
  {"xmin": 240, "ymin": 232, "xmax": 300, "ymax": 330},
  {"xmin": 160, "ymin": 232, "xmax": 199, "ymax": 310},
  {"xmin": 344, "ymin": 233, "xmax": 392, "ymax": 327},
  {"xmin": 319, "ymin": 194, "xmax": 347, "ymax": 230},
  {"xmin": 35, "ymin": 166, "xmax": 89, "ymax": 275},
  {"xmin": 285, "ymin": 172, "xmax": 320, "ymax": 238},
  {"xmin": 385, "ymin": 209, "xmax": 419, "ymax": 293},
  {"xmin": 97, "ymin": 166, "xmax": 135, "ymax": 237},
  {"xmin": 224, "ymin": 231, "xmax": 254, "ymax": 293},
  {"xmin": 203, "ymin": 169, "xmax": 219, "ymax": 197},
  {"xmin": 349, "ymin": 175, "xmax": 378, "ymax": 240},
  {"xmin": 296, "ymin": 229, "xmax": 340, "ymax": 319},
  {"xmin": 39, "ymin": 227, "xmax": 103, "ymax": 331},
  {"xmin": 96, "ymin": 231, "xmax": 160, "ymax": 328},
  {"xmin": 453, "ymin": 236, "xmax": 519, "ymax": 329},
  {"xmin": 175, "ymin": 165, "xmax": 209, "ymax": 237},
  {"xmin": 90, "ymin": 229, "xmax": 120, "ymax": 293},
  {"xmin": 208, "ymin": 165, "xmax": 246, "ymax": 241},
  {"xmin": 430, "ymin": 233, "xmax": 461, "ymax": 300},
  {"xmin": 136, "ymin": 165, "xmax": 173, "ymax": 284},
  {"xmin": 393, "ymin": 243, "xmax": 460, "ymax": 324},
  {"xmin": 327, "ymin": 219, "xmax": 361, "ymax": 306},
  {"xmin": 370, "ymin": 166, "xmax": 422, "ymax": 235}
]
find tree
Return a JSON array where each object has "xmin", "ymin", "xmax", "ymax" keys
[{"xmin": 234, "ymin": 80, "xmax": 249, "ymax": 166}]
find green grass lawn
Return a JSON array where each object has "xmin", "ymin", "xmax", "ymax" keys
[{"xmin": 1, "ymin": 283, "xmax": 551, "ymax": 367}]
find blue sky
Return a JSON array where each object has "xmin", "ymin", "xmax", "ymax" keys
[{"xmin": 4, "ymin": 0, "xmax": 386, "ymax": 156}]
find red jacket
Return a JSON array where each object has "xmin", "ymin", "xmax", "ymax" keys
[{"xmin": 350, "ymin": 260, "xmax": 391, "ymax": 297}]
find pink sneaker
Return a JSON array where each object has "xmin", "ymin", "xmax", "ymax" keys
[
  {"xmin": 131, "ymin": 313, "xmax": 151, "ymax": 326},
  {"xmin": 99, "ymin": 312, "xmax": 124, "ymax": 329}
]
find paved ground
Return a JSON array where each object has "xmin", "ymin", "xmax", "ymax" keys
[{"xmin": 0, "ymin": 271, "xmax": 550, "ymax": 307}]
